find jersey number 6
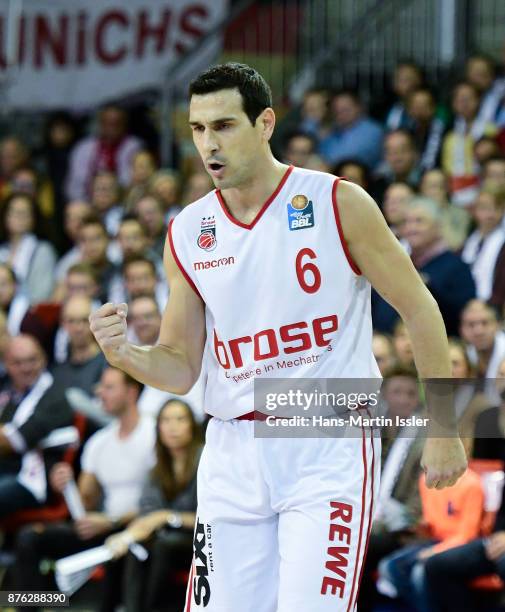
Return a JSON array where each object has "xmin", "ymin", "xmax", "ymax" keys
[{"xmin": 296, "ymin": 248, "xmax": 321, "ymax": 294}]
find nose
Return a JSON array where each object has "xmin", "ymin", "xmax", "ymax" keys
[{"xmin": 202, "ymin": 129, "xmax": 219, "ymax": 154}]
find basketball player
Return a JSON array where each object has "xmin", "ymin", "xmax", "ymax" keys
[{"xmin": 90, "ymin": 64, "xmax": 467, "ymax": 611}]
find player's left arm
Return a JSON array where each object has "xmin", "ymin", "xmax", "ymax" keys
[{"xmin": 336, "ymin": 179, "xmax": 467, "ymax": 489}]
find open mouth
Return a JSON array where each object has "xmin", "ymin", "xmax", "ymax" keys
[{"xmin": 208, "ymin": 161, "xmax": 226, "ymax": 176}]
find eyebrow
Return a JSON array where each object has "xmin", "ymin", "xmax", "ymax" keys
[{"xmin": 189, "ymin": 117, "xmax": 236, "ymax": 127}]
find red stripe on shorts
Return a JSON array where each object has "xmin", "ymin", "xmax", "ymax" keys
[
  {"xmin": 352, "ymin": 412, "xmax": 376, "ymax": 610},
  {"xmin": 346, "ymin": 420, "xmax": 368, "ymax": 612}
]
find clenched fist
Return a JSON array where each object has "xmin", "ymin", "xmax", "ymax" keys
[
  {"xmin": 421, "ymin": 437, "xmax": 467, "ymax": 489},
  {"xmin": 89, "ymin": 302, "xmax": 129, "ymax": 364}
]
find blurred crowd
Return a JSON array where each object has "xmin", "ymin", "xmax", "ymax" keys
[{"xmin": 2, "ymin": 49, "xmax": 505, "ymax": 611}]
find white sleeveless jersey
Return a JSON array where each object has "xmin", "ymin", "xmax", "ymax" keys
[{"xmin": 169, "ymin": 165, "xmax": 380, "ymax": 420}]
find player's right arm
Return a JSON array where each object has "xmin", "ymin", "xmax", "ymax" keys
[{"xmin": 89, "ymin": 239, "xmax": 206, "ymax": 395}]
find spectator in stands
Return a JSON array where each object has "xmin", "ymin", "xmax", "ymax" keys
[
  {"xmin": 0, "ymin": 335, "xmax": 73, "ymax": 518},
  {"xmin": 318, "ymin": 90, "xmax": 384, "ymax": 168},
  {"xmin": 112, "ymin": 255, "xmax": 168, "ymax": 312},
  {"xmin": 13, "ymin": 366, "xmax": 155, "ymax": 612},
  {"xmin": 472, "ymin": 357, "xmax": 505, "ymax": 460},
  {"xmin": 465, "ymin": 54, "xmax": 505, "ymax": 126},
  {"xmin": 283, "ymin": 131, "xmax": 316, "ymax": 168},
  {"xmin": 66, "ymin": 104, "xmax": 142, "ymax": 201},
  {"xmin": 60, "ymin": 263, "xmax": 100, "ymax": 304},
  {"xmin": 382, "ymin": 182, "xmax": 414, "ymax": 239},
  {"xmin": 0, "ymin": 136, "xmax": 29, "ymax": 200},
  {"xmin": 419, "ymin": 169, "xmax": 470, "ymax": 250},
  {"xmin": 474, "ymin": 135, "xmax": 501, "ymax": 167},
  {"xmin": 129, "ymin": 294, "xmax": 161, "ymax": 347},
  {"xmin": 0, "ymin": 193, "xmax": 57, "ymax": 304},
  {"xmin": 372, "ymin": 333, "xmax": 396, "ymax": 375},
  {"xmin": 424, "ymin": 457, "xmax": 505, "ymax": 611},
  {"xmin": 115, "ymin": 215, "xmax": 156, "ymax": 264},
  {"xmin": 10, "ymin": 166, "xmax": 55, "ymax": 224},
  {"xmin": 51, "ymin": 295, "xmax": 106, "ymax": 396},
  {"xmin": 134, "ymin": 194, "xmax": 167, "ymax": 259},
  {"xmin": 39, "ymin": 112, "xmax": 79, "ymax": 238},
  {"xmin": 124, "ymin": 150, "xmax": 157, "ymax": 210},
  {"xmin": 392, "ymin": 321, "xmax": 415, "ymax": 368},
  {"xmin": 442, "ymin": 82, "xmax": 497, "ymax": 206},
  {"xmin": 358, "ymin": 366, "xmax": 423, "ymax": 612},
  {"xmin": 298, "ymin": 88, "xmax": 332, "ymax": 140},
  {"xmin": 51, "ymin": 264, "xmax": 101, "ymax": 363},
  {"xmin": 180, "ymin": 171, "xmax": 213, "ymax": 206},
  {"xmin": 334, "ymin": 159, "xmax": 370, "ymax": 190},
  {"xmin": 460, "ymin": 299, "xmax": 505, "ymax": 379},
  {"xmin": 406, "ymin": 87, "xmax": 446, "ymax": 171},
  {"xmin": 448, "ymin": 338, "xmax": 489, "ymax": 456},
  {"xmin": 90, "ymin": 171, "xmax": 123, "ymax": 236},
  {"xmin": 105, "ymin": 399, "xmax": 202, "ymax": 611},
  {"xmin": 373, "ymin": 199, "xmax": 476, "ymax": 334},
  {"xmin": 107, "ymin": 216, "xmax": 163, "ymax": 300},
  {"xmin": 385, "ymin": 61, "xmax": 424, "ymax": 131},
  {"xmin": 0, "ymin": 263, "xmax": 29, "ymax": 336},
  {"xmin": 0, "ymin": 309, "xmax": 9, "ymax": 379},
  {"xmin": 77, "ymin": 217, "xmax": 116, "ymax": 303},
  {"xmin": 462, "ymin": 183, "xmax": 505, "ymax": 300},
  {"xmin": 150, "ymin": 169, "xmax": 182, "ymax": 219},
  {"xmin": 378, "ymin": 462, "xmax": 484, "ymax": 612},
  {"xmin": 483, "ymin": 156, "xmax": 505, "ymax": 190},
  {"xmin": 54, "ymin": 200, "xmax": 91, "ymax": 283},
  {"xmin": 375, "ymin": 130, "xmax": 421, "ymax": 197}
]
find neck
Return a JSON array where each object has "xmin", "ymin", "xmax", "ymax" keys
[
  {"xmin": 220, "ymin": 155, "xmax": 289, "ymax": 223},
  {"xmin": 118, "ymin": 405, "xmax": 140, "ymax": 438},
  {"xmin": 70, "ymin": 342, "xmax": 100, "ymax": 364},
  {"xmin": 410, "ymin": 241, "xmax": 436, "ymax": 258},
  {"xmin": 480, "ymin": 225, "xmax": 498, "ymax": 237},
  {"xmin": 9, "ymin": 233, "xmax": 24, "ymax": 246},
  {"xmin": 171, "ymin": 446, "xmax": 189, "ymax": 462}
]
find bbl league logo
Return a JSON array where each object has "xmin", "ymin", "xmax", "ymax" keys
[
  {"xmin": 198, "ymin": 216, "xmax": 217, "ymax": 251},
  {"xmin": 287, "ymin": 194, "xmax": 315, "ymax": 230}
]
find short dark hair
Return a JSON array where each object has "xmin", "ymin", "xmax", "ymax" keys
[
  {"xmin": 333, "ymin": 159, "xmax": 370, "ymax": 186},
  {"xmin": 79, "ymin": 214, "xmax": 108, "ymax": 237},
  {"xmin": 189, "ymin": 62, "xmax": 272, "ymax": 126},
  {"xmin": 333, "ymin": 89, "xmax": 362, "ymax": 106},
  {"xmin": 385, "ymin": 128, "xmax": 417, "ymax": 150},
  {"xmin": 284, "ymin": 131, "xmax": 317, "ymax": 150},
  {"xmin": 108, "ymin": 366, "xmax": 144, "ymax": 397},
  {"xmin": 483, "ymin": 155, "xmax": 505, "ymax": 168},
  {"xmin": 120, "ymin": 213, "xmax": 145, "ymax": 230},
  {"xmin": 67, "ymin": 262, "xmax": 99, "ymax": 283},
  {"xmin": 122, "ymin": 254, "xmax": 156, "ymax": 277}
]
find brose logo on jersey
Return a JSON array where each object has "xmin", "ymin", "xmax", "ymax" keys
[
  {"xmin": 287, "ymin": 194, "xmax": 315, "ymax": 231},
  {"xmin": 198, "ymin": 216, "xmax": 217, "ymax": 251}
]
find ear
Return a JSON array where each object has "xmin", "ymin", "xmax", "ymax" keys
[{"xmin": 260, "ymin": 108, "xmax": 276, "ymax": 142}]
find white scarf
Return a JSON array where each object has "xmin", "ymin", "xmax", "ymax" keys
[
  {"xmin": 467, "ymin": 330, "xmax": 505, "ymax": 381},
  {"xmin": 462, "ymin": 227, "xmax": 505, "ymax": 300},
  {"xmin": 6, "ymin": 293, "xmax": 30, "ymax": 335},
  {"xmin": 2, "ymin": 372, "xmax": 53, "ymax": 502},
  {"xmin": 453, "ymin": 116, "xmax": 485, "ymax": 177},
  {"xmin": 9, "ymin": 233, "xmax": 39, "ymax": 282},
  {"xmin": 386, "ymin": 103, "xmax": 406, "ymax": 130},
  {"xmin": 477, "ymin": 79, "xmax": 505, "ymax": 126},
  {"xmin": 420, "ymin": 118, "xmax": 445, "ymax": 171}
]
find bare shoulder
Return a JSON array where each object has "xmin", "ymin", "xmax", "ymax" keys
[{"xmin": 334, "ymin": 179, "xmax": 388, "ymax": 247}]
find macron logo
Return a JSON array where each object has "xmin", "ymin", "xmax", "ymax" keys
[{"xmin": 193, "ymin": 256, "xmax": 235, "ymax": 271}]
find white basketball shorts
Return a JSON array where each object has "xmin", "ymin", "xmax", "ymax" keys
[{"xmin": 184, "ymin": 415, "xmax": 380, "ymax": 612}]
